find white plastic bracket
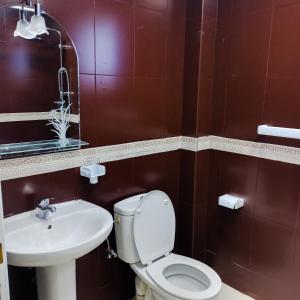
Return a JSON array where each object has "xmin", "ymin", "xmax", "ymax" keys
[{"xmin": 80, "ymin": 164, "xmax": 106, "ymax": 184}]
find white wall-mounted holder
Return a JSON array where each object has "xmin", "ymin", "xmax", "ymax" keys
[
  {"xmin": 257, "ymin": 125, "xmax": 300, "ymax": 140},
  {"xmin": 80, "ymin": 164, "xmax": 106, "ymax": 184},
  {"xmin": 218, "ymin": 194, "xmax": 244, "ymax": 210}
]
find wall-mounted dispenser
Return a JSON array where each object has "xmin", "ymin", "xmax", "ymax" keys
[
  {"xmin": 218, "ymin": 194, "xmax": 244, "ymax": 209},
  {"xmin": 80, "ymin": 164, "xmax": 106, "ymax": 184}
]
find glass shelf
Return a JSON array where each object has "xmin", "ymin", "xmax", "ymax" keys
[{"xmin": 0, "ymin": 139, "xmax": 89, "ymax": 159}]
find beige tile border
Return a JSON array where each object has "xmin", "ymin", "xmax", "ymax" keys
[
  {"xmin": 207, "ymin": 136, "xmax": 300, "ymax": 165},
  {"xmin": 0, "ymin": 137, "xmax": 182, "ymax": 181},
  {"xmin": 0, "ymin": 135, "xmax": 299, "ymax": 181},
  {"xmin": 0, "ymin": 112, "xmax": 80, "ymax": 123}
]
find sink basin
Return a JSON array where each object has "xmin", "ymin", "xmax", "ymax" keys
[
  {"xmin": 5, "ymin": 200, "xmax": 113, "ymax": 267},
  {"xmin": 5, "ymin": 200, "xmax": 113, "ymax": 300}
]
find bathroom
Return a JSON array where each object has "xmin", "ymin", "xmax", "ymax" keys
[{"xmin": 0, "ymin": 0, "xmax": 299, "ymax": 299}]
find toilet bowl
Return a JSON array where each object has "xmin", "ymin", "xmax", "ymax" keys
[
  {"xmin": 132, "ymin": 254, "xmax": 221, "ymax": 300},
  {"xmin": 114, "ymin": 191, "xmax": 222, "ymax": 300}
]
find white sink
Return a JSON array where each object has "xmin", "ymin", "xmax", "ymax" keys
[{"xmin": 5, "ymin": 200, "xmax": 113, "ymax": 300}]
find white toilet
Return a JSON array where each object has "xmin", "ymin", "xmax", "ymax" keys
[{"xmin": 114, "ymin": 190, "xmax": 222, "ymax": 300}]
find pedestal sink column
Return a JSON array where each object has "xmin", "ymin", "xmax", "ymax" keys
[{"xmin": 36, "ymin": 260, "xmax": 76, "ymax": 300}]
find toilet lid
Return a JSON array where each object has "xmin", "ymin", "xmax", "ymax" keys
[{"xmin": 133, "ymin": 190, "xmax": 175, "ymax": 265}]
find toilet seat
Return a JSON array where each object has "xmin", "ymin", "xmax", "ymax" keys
[
  {"xmin": 146, "ymin": 254, "xmax": 221, "ymax": 300},
  {"xmin": 129, "ymin": 191, "xmax": 222, "ymax": 300}
]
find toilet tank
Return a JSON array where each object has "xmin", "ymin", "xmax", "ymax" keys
[{"xmin": 114, "ymin": 194, "xmax": 147, "ymax": 264}]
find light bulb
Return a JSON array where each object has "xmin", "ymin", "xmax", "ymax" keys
[
  {"xmin": 28, "ymin": 2, "xmax": 49, "ymax": 36},
  {"xmin": 14, "ymin": 9, "xmax": 37, "ymax": 39},
  {"xmin": 29, "ymin": 15, "xmax": 49, "ymax": 35}
]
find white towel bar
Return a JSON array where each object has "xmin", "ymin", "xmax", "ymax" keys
[{"xmin": 257, "ymin": 125, "xmax": 300, "ymax": 140}]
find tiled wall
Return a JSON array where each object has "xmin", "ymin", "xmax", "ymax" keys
[
  {"xmin": 40, "ymin": 0, "xmax": 186, "ymax": 146},
  {"xmin": 3, "ymin": 0, "xmax": 300, "ymax": 300},
  {"xmin": 182, "ymin": 0, "xmax": 217, "ymax": 137},
  {"xmin": 190, "ymin": 1, "xmax": 300, "ymax": 299},
  {"xmin": 198, "ymin": 151, "xmax": 300, "ymax": 300},
  {"xmin": 212, "ymin": 0, "xmax": 300, "ymax": 148},
  {"xmin": 0, "ymin": 0, "xmax": 187, "ymax": 299},
  {"xmin": 4, "ymin": 151, "xmax": 182, "ymax": 300}
]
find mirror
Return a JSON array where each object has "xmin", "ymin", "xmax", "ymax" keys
[{"xmin": 0, "ymin": 4, "xmax": 87, "ymax": 159}]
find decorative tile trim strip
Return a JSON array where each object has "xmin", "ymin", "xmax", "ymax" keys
[
  {"xmin": 0, "ymin": 112, "xmax": 80, "ymax": 123},
  {"xmin": 208, "ymin": 136, "xmax": 300, "ymax": 165},
  {"xmin": 181, "ymin": 136, "xmax": 198, "ymax": 151},
  {"xmin": 197, "ymin": 136, "xmax": 211, "ymax": 151},
  {"xmin": 98, "ymin": 136, "xmax": 182, "ymax": 163},
  {"xmin": 0, "ymin": 135, "xmax": 299, "ymax": 181},
  {"xmin": 0, "ymin": 137, "xmax": 182, "ymax": 181}
]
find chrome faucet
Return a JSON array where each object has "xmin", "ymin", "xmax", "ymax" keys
[{"xmin": 36, "ymin": 198, "xmax": 56, "ymax": 220}]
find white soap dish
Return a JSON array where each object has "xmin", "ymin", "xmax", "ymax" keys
[{"xmin": 80, "ymin": 164, "xmax": 106, "ymax": 184}]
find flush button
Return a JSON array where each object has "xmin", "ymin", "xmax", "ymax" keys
[{"xmin": 164, "ymin": 199, "xmax": 168, "ymax": 205}]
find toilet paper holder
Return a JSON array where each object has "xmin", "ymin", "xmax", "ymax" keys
[{"xmin": 218, "ymin": 194, "xmax": 244, "ymax": 210}]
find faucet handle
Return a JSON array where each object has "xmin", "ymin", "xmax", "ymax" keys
[{"xmin": 38, "ymin": 198, "xmax": 55, "ymax": 209}]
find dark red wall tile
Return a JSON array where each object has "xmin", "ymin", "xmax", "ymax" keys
[
  {"xmin": 183, "ymin": 0, "xmax": 217, "ymax": 137},
  {"xmin": 0, "ymin": 8, "xmax": 4, "ymax": 41},
  {"xmin": 80, "ymin": 74, "xmax": 98, "ymax": 147},
  {"xmin": 178, "ymin": 151, "xmax": 196, "ymax": 255},
  {"xmin": 167, "ymin": 0, "xmax": 186, "ymax": 18},
  {"xmin": 186, "ymin": 0, "xmax": 202, "ymax": 18},
  {"xmin": 268, "ymin": 3, "xmax": 300, "ymax": 78},
  {"xmin": 248, "ymin": 270, "xmax": 282, "ymax": 300},
  {"xmin": 199, "ymin": 18, "xmax": 217, "ymax": 79},
  {"xmin": 207, "ymin": 186, "xmax": 253, "ymax": 270},
  {"xmin": 203, "ymin": 0, "xmax": 218, "ymax": 18},
  {"xmin": 228, "ymin": 9, "xmax": 272, "ymax": 79},
  {"xmin": 133, "ymin": 77, "xmax": 168, "ymax": 140},
  {"xmin": 263, "ymin": 78, "xmax": 300, "ymax": 129},
  {"xmin": 165, "ymin": 15, "xmax": 185, "ymax": 136},
  {"xmin": 1, "ymin": 0, "xmax": 187, "ymax": 299},
  {"xmin": 179, "ymin": 150, "xmax": 196, "ymax": 207},
  {"xmin": 223, "ymin": 77, "xmax": 264, "ymax": 140},
  {"xmin": 250, "ymin": 218, "xmax": 294, "ymax": 281},
  {"xmin": 44, "ymin": 0, "xmax": 96, "ymax": 74},
  {"xmin": 197, "ymin": 151, "xmax": 300, "ymax": 299},
  {"xmin": 176, "ymin": 202, "xmax": 193, "ymax": 256},
  {"xmin": 132, "ymin": 151, "xmax": 180, "ymax": 209},
  {"xmin": 79, "ymin": 159, "xmax": 135, "ymax": 214},
  {"xmin": 292, "ymin": 219, "xmax": 300, "ymax": 286},
  {"xmin": 95, "ymin": 0, "xmax": 134, "ymax": 76},
  {"xmin": 193, "ymin": 151, "xmax": 210, "ymax": 257},
  {"xmin": 214, "ymin": 0, "xmax": 300, "ymax": 144},
  {"xmin": 254, "ymin": 159, "xmax": 300, "ymax": 228},
  {"xmin": 2, "ymin": 168, "xmax": 80, "ymax": 217},
  {"xmin": 136, "ymin": 0, "xmax": 167, "ymax": 12},
  {"xmin": 135, "ymin": 7, "xmax": 167, "ymax": 78},
  {"xmin": 8, "ymin": 266, "xmax": 37, "ymax": 300},
  {"xmin": 96, "ymin": 75, "xmax": 135, "ymax": 146},
  {"xmin": 76, "ymin": 249, "xmax": 99, "ymax": 300},
  {"xmin": 219, "ymin": 153, "xmax": 258, "ymax": 216},
  {"xmin": 182, "ymin": 17, "xmax": 201, "ymax": 136},
  {"xmin": 197, "ymin": 78, "xmax": 213, "ymax": 136}
]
